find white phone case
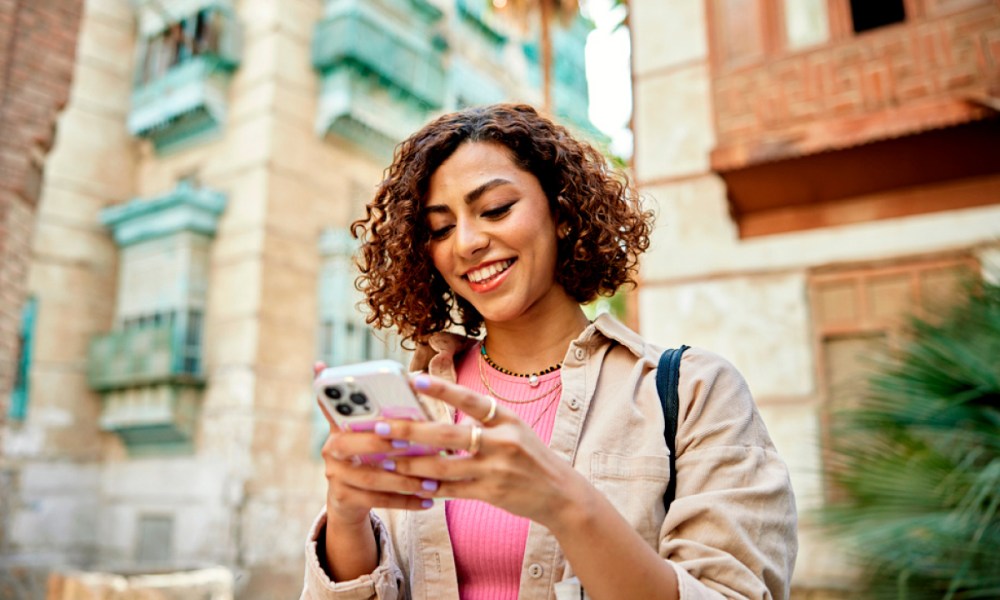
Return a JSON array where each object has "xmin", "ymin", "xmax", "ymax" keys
[{"xmin": 314, "ymin": 359, "xmax": 437, "ymax": 461}]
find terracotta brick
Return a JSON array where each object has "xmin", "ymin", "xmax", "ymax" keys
[
  {"xmin": 0, "ymin": 0, "xmax": 84, "ymax": 430},
  {"xmin": 712, "ymin": 2, "xmax": 1000, "ymax": 153}
]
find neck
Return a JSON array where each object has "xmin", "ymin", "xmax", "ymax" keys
[{"xmin": 482, "ymin": 303, "xmax": 590, "ymax": 376}]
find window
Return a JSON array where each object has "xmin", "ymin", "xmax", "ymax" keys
[
  {"xmin": 809, "ymin": 256, "xmax": 979, "ymax": 501},
  {"xmin": 119, "ymin": 309, "xmax": 203, "ymax": 377},
  {"xmin": 317, "ymin": 229, "xmax": 408, "ymax": 368},
  {"xmin": 783, "ymin": 0, "xmax": 830, "ymax": 49},
  {"xmin": 136, "ymin": 514, "xmax": 174, "ymax": 565},
  {"xmin": 849, "ymin": 0, "xmax": 906, "ymax": 33},
  {"xmin": 9, "ymin": 297, "xmax": 37, "ymax": 421},
  {"xmin": 134, "ymin": 6, "xmax": 231, "ymax": 86},
  {"xmin": 711, "ymin": 0, "xmax": 921, "ymax": 69}
]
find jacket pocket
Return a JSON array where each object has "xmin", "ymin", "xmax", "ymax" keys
[{"xmin": 590, "ymin": 452, "xmax": 670, "ymax": 545}]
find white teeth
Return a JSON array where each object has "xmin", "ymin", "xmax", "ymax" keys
[{"xmin": 467, "ymin": 259, "xmax": 513, "ymax": 283}]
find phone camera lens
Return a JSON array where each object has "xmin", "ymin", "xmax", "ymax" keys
[
  {"xmin": 335, "ymin": 404, "xmax": 353, "ymax": 416},
  {"xmin": 324, "ymin": 386, "xmax": 342, "ymax": 400},
  {"xmin": 349, "ymin": 392, "xmax": 367, "ymax": 405}
]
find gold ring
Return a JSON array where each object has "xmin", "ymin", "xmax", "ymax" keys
[
  {"xmin": 468, "ymin": 425, "xmax": 483, "ymax": 456},
  {"xmin": 481, "ymin": 396, "xmax": 498, "ymax": 424}
]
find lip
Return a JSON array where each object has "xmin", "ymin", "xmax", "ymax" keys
[{"xmin": 463, "ymin": 258, "xmax": 515, "ymax": 294}]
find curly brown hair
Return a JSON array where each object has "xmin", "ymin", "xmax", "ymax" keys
[{"xmin": 351, "ymin": 103, "xmax": 652, "ymax": 344}]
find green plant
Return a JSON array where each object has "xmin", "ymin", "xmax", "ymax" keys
[{"xmin": 822, "ymin": 282, "xmax": 1000, "ymax": 599}]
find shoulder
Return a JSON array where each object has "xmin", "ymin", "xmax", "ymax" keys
[{"xmin": 668, "ymin": 348, "xmax": 772, "ymax": 453}]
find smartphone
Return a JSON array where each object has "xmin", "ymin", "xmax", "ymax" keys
[{"xmin": 314, "ymin": 359, "xmax": 439, "ymax": 462}]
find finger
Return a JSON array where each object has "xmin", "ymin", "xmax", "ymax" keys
[
  {"xmin": 313, "ymin": 361, "xmax": 327, "ymax": 377},
  {"xmin": 330, "ymin": 486, "xmax": 436, "ymax": 512},
  {"xmin": 411, "ymin": 374, "xmax": 514, "ymax": 426},
  {"xmin": 323, "ymin": 430, "xmax": 413, "ymax": 462},
  {"xmin": 329, "ymin": 459, "xmax": 442, "ymax": 497},
  {"xmin": 391, "ymin": 453, "xmax": 481, "ymax": 483},
  {"xmin": 375, "ymin": 419, "xmax": 485, "ymax": 454}
]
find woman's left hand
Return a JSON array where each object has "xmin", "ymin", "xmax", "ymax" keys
[{"xmin": 375, "ymin": 373, "xmax": 587, "ymax": 529}]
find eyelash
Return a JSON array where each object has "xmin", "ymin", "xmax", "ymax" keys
[
  {"xmin": 428, "ymin": 226, "xmax": 452, "ymax": 241},
  {"xmin": 427, "ymin": 202, "xmax": 515, "ymax": 240},
  {"xmin": 483, "ymin": 202, "xmax": 514, "ymax": 219}
]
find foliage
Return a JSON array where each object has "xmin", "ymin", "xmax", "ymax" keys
[{"xmin": 822, "ymin": 282, "xmax": 1000, "ymax": 599}]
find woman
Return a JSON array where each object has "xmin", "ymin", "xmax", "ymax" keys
[{"xmin": 301, "ymin": 104, "xmax": 797, "ymax": 599}]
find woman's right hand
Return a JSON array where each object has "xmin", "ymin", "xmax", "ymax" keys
[
  {"xmin": 315, "ymin": 362, "xmax": 435, "ymax": 528},
  {"xmin": 314, "ymin": 361, "xmax": 434, "ymax": 582}
]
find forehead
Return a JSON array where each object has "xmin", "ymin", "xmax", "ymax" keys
[{"xmin": 427, "ymin": 142, "xmax": 529, "ymax": 197}]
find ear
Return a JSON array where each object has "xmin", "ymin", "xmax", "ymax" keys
[{"xmin": 557, "ymin": 223, "xmax": 572, "ymax": 240}]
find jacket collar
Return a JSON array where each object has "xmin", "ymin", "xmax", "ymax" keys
[{"xmin": 408, "ymin": 313, "xmax": 647, "ymax": 378}]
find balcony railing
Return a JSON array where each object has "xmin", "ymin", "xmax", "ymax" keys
[
  {"xmin": 128, "ymin": 55, "xmax": 235, "ymax": 153},
  {"xmin": 88, "ymin": 314, "xmax": 204, "ymax": 392},
  {"xmin": 312, "ymin": 4, "xmax": 445, "ymax": 111}
]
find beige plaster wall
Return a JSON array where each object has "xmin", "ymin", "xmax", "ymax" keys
[
  {"xmin": 638, "ymin": 273, "xmax": 814, "ymax": 400},
  {"xmin": 97, "ymin": 459, "xmax": 238, "ymax": 566}
]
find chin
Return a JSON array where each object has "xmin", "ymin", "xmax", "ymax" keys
[{"xmin": 467, "ymin": 300, "xmax": 522, "ymax": 325}]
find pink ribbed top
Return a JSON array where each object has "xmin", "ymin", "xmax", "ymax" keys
[{"xmin": 446, "ymin": 343, "xmax": 562, "ymax": 600}]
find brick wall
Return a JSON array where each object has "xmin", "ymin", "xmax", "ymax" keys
[
  {"xmin": 710, "ymin": 2, "xmax": 1000, "ymax": 168},
  {"xmin": 0, "ymin": 0, "xmax": 84, "ymax": 424}
]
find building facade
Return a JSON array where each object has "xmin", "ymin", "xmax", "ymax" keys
[
  {"xmin": 0, "ymin": 0, "xmax": 597, "ymax": 597},
  {"xmin": 629, "ymin": 0, "xmax": 999, "ymax": 597}
]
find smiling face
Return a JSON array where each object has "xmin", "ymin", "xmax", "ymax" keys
[{"xmin": 423, "ymin": 141, "xmax": 576, "ymax": 326}]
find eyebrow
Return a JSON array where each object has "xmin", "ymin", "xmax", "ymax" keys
[{"xmin": 424, "ymin": 178, "xmax": 514, "ymax": 214}]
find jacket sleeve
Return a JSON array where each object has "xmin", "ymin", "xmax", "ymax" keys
[
  {"xmin": 659, "ymin": 349, "xmax": 798, "ymax": 600},
  {"xmin": 300, "ymin": 510, "xmax": 405, "ymax": 600}
]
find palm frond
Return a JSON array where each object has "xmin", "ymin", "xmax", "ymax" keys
[{"xmin": 820, "ymin": 281, "xmax": 1000, "ymax": 600}]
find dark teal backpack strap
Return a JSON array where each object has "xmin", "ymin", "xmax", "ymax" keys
[{"xmin": 655, "ymin": 345, "xmax": 689, "ymax": 513}]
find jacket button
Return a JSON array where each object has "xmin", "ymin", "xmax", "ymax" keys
[
  {"xmin": 573, "ymin": 348, "xmax": 586, "ymax": 360},
  {"xmin": 528, "ymin": 563, "xmax": 543, "ymax": 578},
  {"xmin": 567, "ymin": 397, "xmax": 580, "ymax": 411}
]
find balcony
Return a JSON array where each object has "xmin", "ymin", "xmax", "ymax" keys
[
  {"xmin": 312, "ymin": 1, "xmax": 445, "ymax": 158},
  {"xmin": 87, "ymin": 318, "xmax": 203, "ymax": 392},
  {"xmin": 128, "ymin": 3, "xmax": 241, "ymax": 153},
  {"xmin": 128, "ymin": 55, "xmax": 237, "ymax": 153},
  {"xmin": 99, "ymin": 386, "xmax": 201, "ymax": 455},
  {"xmin": 88, "ymin": 316, "xmax": 204, "ymax": 455}
]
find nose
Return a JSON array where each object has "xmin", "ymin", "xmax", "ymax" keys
[{"xmin": 454, "ymin": 218, "xmax": 489, "ymax": 259}]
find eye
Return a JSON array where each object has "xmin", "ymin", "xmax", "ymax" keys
[
  {"xmin": 482, "ymin": 202, "xmax": 515, "ymax": 219},
  {"xmin": 428, "ymin": 225, "xmax": 453, "ymax": 241}
]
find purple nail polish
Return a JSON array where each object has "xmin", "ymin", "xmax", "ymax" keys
[
  {"xmin": 382, "ymin": 459, "xmax": 396, "ymax": 471},
  {"xmin": 413, "ymin": 374, "xmax": 431, "ymax": 390},
  {"xmin": 374, "ymin": 422, "xmax": 391, "ymax": 436},
  {"xmin": 391, "ymin": 439, "xmax": 410, "ymax": 449},
  {"xmin": 421, "ymin": 479, "xmax": 438, "ymax": 492},
  {"xmin": 421, "ymin": 499, "xmax": 434, "ymax": 509}
]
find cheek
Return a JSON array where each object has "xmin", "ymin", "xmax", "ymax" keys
[{"xmin": 427, "ymin": 244, "xmax": 452, "ymax": 277}]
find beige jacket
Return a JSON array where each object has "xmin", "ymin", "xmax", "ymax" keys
[{"xmin": 301, "ymin": 314, "xmax": 797, "ymax": 600}]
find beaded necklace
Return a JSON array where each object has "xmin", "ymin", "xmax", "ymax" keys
[
  {"xmin": 479, "ymin": 342, "xmax": 561, "ymax": 387},
  {"xmin": 478, "ymin": 351, "xmax": 562, "ymax": 403}
]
